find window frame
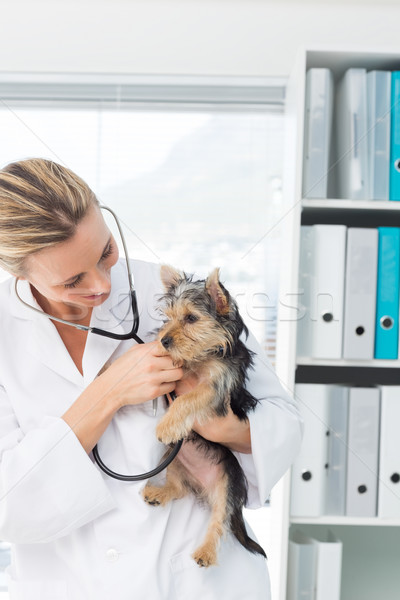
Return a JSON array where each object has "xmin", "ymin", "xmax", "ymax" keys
[{"xmin": 0, "ymin": 72, "xmax": 286, "ymax": 113}]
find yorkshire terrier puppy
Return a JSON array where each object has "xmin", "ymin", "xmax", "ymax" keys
[{"xmin": 142, "ymin": 265, "xmax": 266, "ymax": 568}]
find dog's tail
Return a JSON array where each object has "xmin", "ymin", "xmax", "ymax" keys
[
  {"xmin": 230, "ymin": 506, "xmax": 267, "ymax": 559},
  {"xmin": 226, "ymin": 451, "xmax": 267, "ymax": 558}
]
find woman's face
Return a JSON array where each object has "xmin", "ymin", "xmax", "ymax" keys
[{"xmin": 23, "ymin": 205, "xmax": 119, "ymax": 317}]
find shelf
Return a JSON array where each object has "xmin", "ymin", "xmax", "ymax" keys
[
  {"xmin": 301, "ymin": 199, "xmax": 400, "ymax": 226},
  {"xmin": 297, "ymin": 357, "xmax": 400, "ymax": 368},
  {"xmin": 290, "ymin": 516, "xmax": 400, "ymax": 527},
  {"xmin": 305, "ymin": 47, "xmax": 400, "ymax": 80},
  {"xmin": 295, "ymin": 361, "xmax": 400, "ymax": 385},
  {"xmin": 302, "ymin": 199, "xmax": 400, "ymax": 210}
]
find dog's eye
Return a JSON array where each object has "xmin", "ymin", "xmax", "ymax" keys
[{"xmin": 184, "ymin": 313, "xmax": 198, "ymax": 324}]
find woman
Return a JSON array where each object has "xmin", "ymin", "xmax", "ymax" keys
[{"xmin": 0, "ymin": 158, "xmax": 302, "ymax": 599}]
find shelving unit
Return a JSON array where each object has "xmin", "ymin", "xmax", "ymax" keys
[{"xmin": 270, "ymin": 46, "xmax": 400, "ymax": 600}]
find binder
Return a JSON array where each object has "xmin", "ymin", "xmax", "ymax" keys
[
  {"xmin": 287, "ymin": 529, "xmax": 342, "ymax": 600},
  {"xmin": 312, "ymin": 530, "xmax": 343, "ymax": 600},
  {"xmin": 343, "ymin": 227, "xmax": 378, "ymax": 360},
  {"xmin": 345, "ymin": 387, "xmax": 380, "ymax": 517},
  {"xmin": 297, "ymin": 225, "xmax": 347, "ymax": 359},
  {"xmin": 378, "ymin": 386, "xmax": 400, "ymax": 518},
  {"xmin": 374, "ymin": 227, "xmax": 400, "ymax": 359},
  {"xmin": 389, "ymin": 71, "xmax": 400, "ymax": 201},
  {"xmin": 297, "ymin": 226, "xmax": 313, "ymax": 358},
  {"xmin": 302, "ymin": 68, "xmax": 334, "ymax": 199},
  {"xmin": 336, "ymin": 68, "xmax": 369, "ymax": 200},
  {"xmin": 290, "ymin": 384, "xmax": 330, "ymax": 517},
  {"xmin": 325, "ymin": 385, "xmax": 349, "ymax": 516},
  {"xmin": 367, "ymin": 71, "xmax": 391, "ymax": 201},
  {"xmin": 287, "ymin": 530, "xmax": 317, "ymax": 600}
]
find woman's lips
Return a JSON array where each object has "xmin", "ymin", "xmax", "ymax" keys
[{"xmin": 81, "ymin": 292, "xmax": 109, "ymax": 301}]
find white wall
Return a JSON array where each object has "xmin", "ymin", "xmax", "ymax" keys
[{"xmin": 1, "ymin": 0, "xmax": 400, "ymax": 78}]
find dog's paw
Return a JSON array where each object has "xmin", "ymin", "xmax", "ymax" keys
[
  {"xmin": 156, "ymin": 418, "xmax": 187, "ymax": 445},
  {"xmin": 192, "ymin": 545, "xmax": 218, "ymax": 568},
  {"xmin": 142, "ymin": 484, "xmax": 169, "ymax": 507}
]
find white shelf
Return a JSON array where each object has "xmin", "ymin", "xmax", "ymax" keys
[
  {"xmin": 296, "ymin": 357, "xmax": 400, "ymax": 368},
  {"xmin": 302, "ymin": 198, "xmax": 400, "ymax": 211},
  {"xmin": 275, "ymin": 46, "xmax": 400, "ymax": 600},
  {"xmin": 290, "ymin": 516, "xmax": 400, "ymax": 527}
]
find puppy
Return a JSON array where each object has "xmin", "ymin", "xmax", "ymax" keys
[{"xmin": 142, "ymin": 265, "xmax": 266, "ymax": 568}]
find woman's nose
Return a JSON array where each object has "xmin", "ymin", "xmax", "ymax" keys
[{"xmin": 83, "ymin": 268, "xmax": 111, "ymax": 294}]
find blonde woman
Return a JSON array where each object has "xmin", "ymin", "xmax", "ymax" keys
[{"xmin": 0, "ymin": 158, "xmax": 302, "ymax": 600}]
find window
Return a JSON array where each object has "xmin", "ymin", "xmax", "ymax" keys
[{"xmin": 0, "ymin": 77, "xmax": 284, "ymax": 360}]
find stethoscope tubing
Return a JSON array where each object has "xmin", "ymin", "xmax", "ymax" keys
[
  {"xmin": 14, "ymin": 204, "xmax": 183, "ymax": 481},
  {"xmin": 92, "ymin": 332, "xmax": 183, "ymax": 482},
  {"xmin": 92, "ymin": 436, "xmax": 183, "ymax": 482}
]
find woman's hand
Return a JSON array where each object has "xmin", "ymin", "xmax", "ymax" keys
[
  {"xmin": 194, "ymin": 407, "xmax": 252, "ymax": 454},
  {"xmin": 63, "ymin": 340, "xmax": 184, "ymax": 454},
  {"xmin": 99, "ymin": 341, "xmax": 184, "ymax": 410},
  {"xmin": 172, "ymin": 372, "xmax": 252, "ymax": 454}
]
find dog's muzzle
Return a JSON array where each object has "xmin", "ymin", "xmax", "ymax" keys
[{"xmin": 161, "ymin": 335, "xmax": 173, "ymax": 349}]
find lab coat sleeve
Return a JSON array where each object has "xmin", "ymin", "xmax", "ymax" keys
[
  {"xmin": 0, "ymin": 384, "xmax": 116, "ymax": 544},
  {"xmin": 234, "ymin": 330, "xmax": 303, "ymax": 508}
]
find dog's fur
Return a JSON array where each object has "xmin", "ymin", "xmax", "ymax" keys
[{"xmin": 142, "ymin": 265, "xmax": 266, "ymax": 568}]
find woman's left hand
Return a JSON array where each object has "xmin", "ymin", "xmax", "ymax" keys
[{"xmin": 172, "ymin": 373, "xmax": 252, "ymax": 454}]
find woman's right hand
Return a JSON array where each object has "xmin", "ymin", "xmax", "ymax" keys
[{"xmin": 98, "ymin": 341, "xmax": 183, "ymax": 409}]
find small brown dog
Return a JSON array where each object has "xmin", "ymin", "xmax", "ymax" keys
[{"xmin": 142, "ymin": 265, "xmax": 266, "ymax": 567}]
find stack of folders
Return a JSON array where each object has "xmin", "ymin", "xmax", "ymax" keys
[
  {"xmin": 287, "ymin": 529, "xmax": 342, "ymax": 600},
  {"xmin": 302, "ymin": 67, "xmax": 400, "ymax": 201},
  {"xmin": 297, "ymin": 224, "xmax": 400, "ymax": 360},
  {"xmin": 290, "ymin": 383, "xmax": 400, "ymax": 519}
]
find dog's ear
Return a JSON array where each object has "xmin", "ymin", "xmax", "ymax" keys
[
  {"xmin": 160, "ymin": 264, "xmax": 183, "ymax": 290},
  {"xmin": 205, "ymin": 268, "xmax": 230, "ymax": 315}
]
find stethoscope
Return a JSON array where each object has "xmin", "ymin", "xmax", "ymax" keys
[{"xmin": 14, "ymin": 205, "xmax": 183, "ymax": 481}]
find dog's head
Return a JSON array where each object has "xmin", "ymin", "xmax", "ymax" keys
[{"xmin": 158, "ymin": 265, "xmax": 246, "ymax": 367}]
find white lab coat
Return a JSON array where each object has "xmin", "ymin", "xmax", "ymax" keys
[{"xmin": 0, "ymin": 258, "xmax": 302, "ymax": 600}]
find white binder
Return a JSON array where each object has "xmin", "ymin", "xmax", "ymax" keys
[
  {"xmin": 287, "ymin": 530, "xmax": 317, "ymax": 600},
  {"xmin": 378, "ymin": 386, "xmax": 400, "ymax": 518},
  {"xmin": 302, "ymin": 68, "xmax": 334, "ymax": 199},
  {"xmin": 367, "ymin": 70, "xmax": 391, "ymax": 201},
  {"xmin": 346, "ymin": 387, "xmax": 380, "ymax": 517},
  {"xmin": 287, "ymin": 529, "xmax": 342, "ymax": 600},
  {"xmin": 325, "ymin": 385, "xmax": 349, "ymax": 516},
  {"xmin": 297, "ymin": 226, "xmax": 313, "ymax": 358},
  {"xmin": 290, "ymin": 384, "xmax": 330, "ymax": 517},
  {"xmin": 297, "ymin": 225, "xmax": 347, "ymax": 359},
  {"xmin": 342, "ymin": 227, "xmax": 378, "ymax": 359},
  {"xmin": 336, "ymin": 68, "xmax": 369, "ymax": 200},
  {"xmin": 313, "ymin": 530, "xmax": 343, "ymax": 600}
]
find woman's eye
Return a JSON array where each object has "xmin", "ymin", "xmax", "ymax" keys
[
  {"xmin": 184, "ymin": 314, "xmax": 198, "ymax": 324},
  {"xmin": 100, "ymin": 242, "xmax": 113, "ymax": 261},
  {"xmin": 64, "ymin": 274, "xmax": 84, "ymax": 289}
]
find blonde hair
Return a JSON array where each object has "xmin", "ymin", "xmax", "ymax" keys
[{"xmin": 0, "ymin": 158, "xmax": 99, "ymax": 276}]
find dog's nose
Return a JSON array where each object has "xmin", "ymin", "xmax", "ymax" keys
[{"xmin": 161, "ymin": 335, "xmax": 173, "ymax": 349}]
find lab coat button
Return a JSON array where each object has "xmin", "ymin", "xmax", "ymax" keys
[{"xmin": 105, "ymin": 548, "xmax": 119, "ymax": 562}]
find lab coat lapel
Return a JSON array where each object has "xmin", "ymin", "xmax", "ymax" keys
[
  {"xmin": 82, "ymin": 285, "xmax": 133, "ymax": 385},
  {"xmin": 27, "ymin": 316, "xmax": 85, "ymax": 387},
  {"xmin": 10, "ymin": 279, "xmax": 84, "ymax": 386},
  {"xmin": 10, "ymin": 263, "xmax": 135, "ymax": 387}
]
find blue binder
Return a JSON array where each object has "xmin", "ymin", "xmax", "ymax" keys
[
  {"xmin": 390, "ymin": 72, "xmax": 400, "ymax": 201},
  {"xmin": 375, "ymin": 227, "xmax": 400, "ymax": 359}
]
